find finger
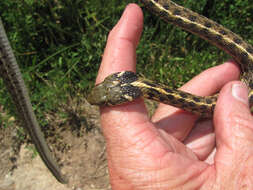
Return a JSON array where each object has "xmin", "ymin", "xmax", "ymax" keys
[
  {"xmin": 152, "ymin": 61, "xmax": 240, "ymax": 140},
  {"xmin": 96, "ymin": 4, "xmax": 143, "ymax": 84},
  {"xmin": 184, "ymin": 119, "xmax": 215, "ymax": 160},
  {"xmin": 97, "ymin": 4, "xmax": 155, "ymax": 172},
  {"xmin": 214, "ymin": 81, "xmax": 253, "ymax": 176},
  {"xmin": 98, "ymin": 4, "xmax": 147, "ymax": 130}
]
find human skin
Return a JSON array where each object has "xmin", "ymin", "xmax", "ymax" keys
[{"xmin": 95, "ymin": 4, "xmax": 253, "ymax": 190}]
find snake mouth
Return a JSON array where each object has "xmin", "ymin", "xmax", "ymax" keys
[{"xmin": 87, "ymin": 83, "xmax": 108, "ymax": 105}]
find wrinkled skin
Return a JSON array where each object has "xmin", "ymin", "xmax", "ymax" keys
[{"xmin": 94, "ymin": 4, "xmax": 253, "ymax": 190}]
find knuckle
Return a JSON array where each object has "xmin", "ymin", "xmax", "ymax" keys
[{"xmin": 227, "ymin": 112, "xmax": 253, "ymax": 142}]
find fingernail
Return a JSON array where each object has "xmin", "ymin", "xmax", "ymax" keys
[{"xmin": 232, "ymin": 83, "xmax": 248, "ymax": 105}]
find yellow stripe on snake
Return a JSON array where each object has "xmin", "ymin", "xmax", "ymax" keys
[{"xmin": 87, "ymin": 0, "xmax": 253, "ymax": 118}]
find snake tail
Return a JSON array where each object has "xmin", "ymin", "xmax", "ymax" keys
[{"xmin": 0, "ymin": 18, "xmax": 68, "ymax": 183}]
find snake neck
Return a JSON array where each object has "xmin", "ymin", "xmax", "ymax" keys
[{"xmin": 134, "ymin": 78, "xmax": 216, "ymax": 118}]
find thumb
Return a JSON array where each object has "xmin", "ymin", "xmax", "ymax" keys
[{"xmin": 214, "ymin": 81, "xmax": 253, "ymax": 176}]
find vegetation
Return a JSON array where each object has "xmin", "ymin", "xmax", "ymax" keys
[{"xmin": 0, "ymin": 0, "xmax": 252, "ymax": 126}]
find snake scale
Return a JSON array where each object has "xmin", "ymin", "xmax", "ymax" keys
[
  {"xmin": 0, "ymin": 0, "xmax": 252, "ymax": 184},
  {"xmin": 88, "ymin": 0, "xmax": 253, "ymax": 118}
]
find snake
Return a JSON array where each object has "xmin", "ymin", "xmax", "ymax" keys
[
  {"xmin": 0, "ymin": 0, "xmax": 252, "ymax": 185},
  {"xmin": 0, "ymin": 19, "xmax": 67, "ymax": 183},
  {"xmin": 88, "ymin": 0, "xmax": 253, "ymax": 118}
]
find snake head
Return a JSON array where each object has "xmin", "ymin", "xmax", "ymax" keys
[{"xmin": 87, "ymin": 71, "xmax": 143, "ymax": 106}]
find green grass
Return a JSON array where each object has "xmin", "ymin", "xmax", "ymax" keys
[{"xmin": 0, "ymin": 0, "xmax": 252, "ymax": 127}]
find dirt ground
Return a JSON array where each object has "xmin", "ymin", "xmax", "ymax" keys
[{"xmin": 0, "ymin": 98, "xmax": 111, "ymax": 190}]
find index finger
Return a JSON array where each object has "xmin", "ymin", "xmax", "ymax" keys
[
  {"xmin": 96, "ymin": 4, "xmax": 143, "ymax": 84},
  {"xmin": 97, "ymin": 5, "xmax": 154, "ymax": 138}
]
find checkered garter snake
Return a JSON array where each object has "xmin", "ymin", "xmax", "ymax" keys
[
  {"xmin": 88, "ymin": 0, "xmax": 253, "ymax": 118},
  {"xmin": 0, "ymin": 0, "xmax": 252, "ymax": 185}
]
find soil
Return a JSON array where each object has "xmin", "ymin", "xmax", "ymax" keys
[
  {"xmin": 0, "ymin": 92, "xmax": 158, "ymax": 190},
  {"xmin": 0, "ymin": 97, "xmax": 111, "ymax": 190}
]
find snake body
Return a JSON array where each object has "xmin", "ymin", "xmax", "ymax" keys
[
  {"xmin": 88, "ymin": 0, "xmax": 253, "ymax": 116},
  {"xmin": 0, "ymin": 19, "xmax": 67, "ymax": 183}
]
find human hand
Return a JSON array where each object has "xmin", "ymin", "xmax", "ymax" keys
[{"xmin": 95, "ymin": 4, "xmax": 253, "ymax": 190}]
